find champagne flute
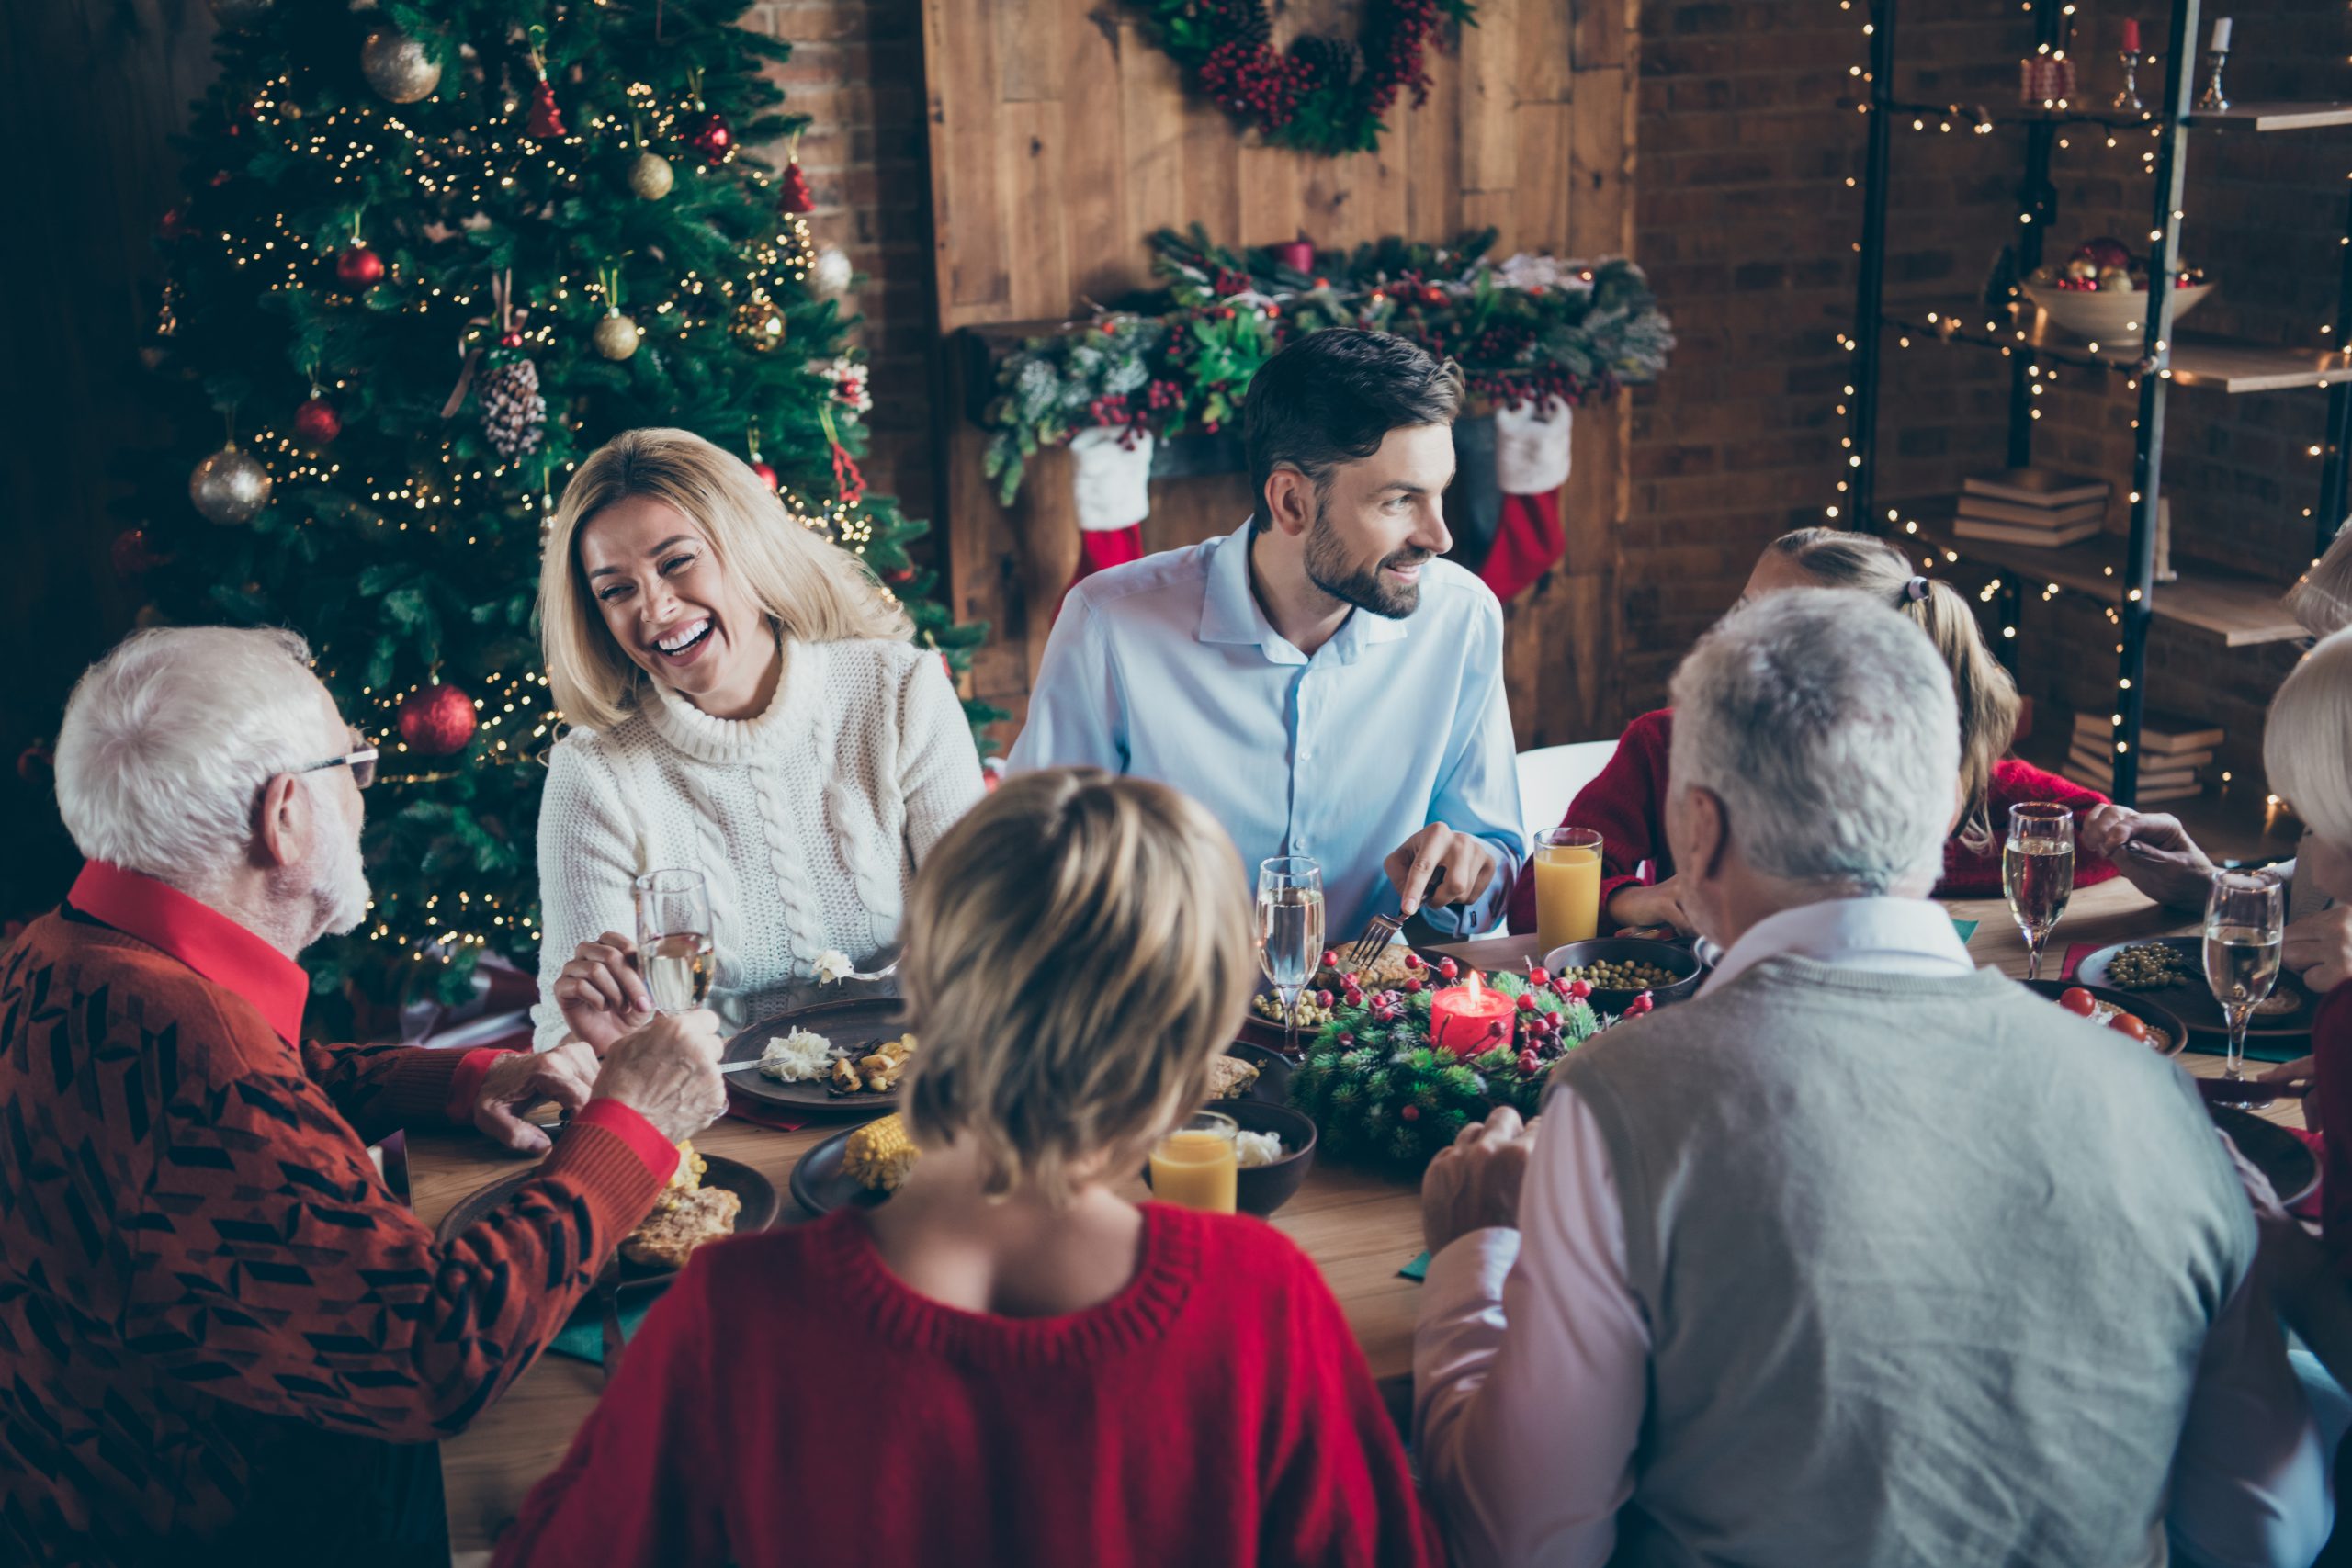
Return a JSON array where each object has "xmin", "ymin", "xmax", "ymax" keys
[
  {"xmin": 634, "ymin": 869, "xmax": 715, "ymax": 1015},
  {"xmin": 2003, "ymin": 803, "xmax": 2075, "ymax": 983},
  {"xmin": 2204, "ymin": 870, "xmax": 2285, "ymax": 1080},
  {"xmin": 1256, "ymin": 857, "xmax": 1324, "ymax": 1058}
]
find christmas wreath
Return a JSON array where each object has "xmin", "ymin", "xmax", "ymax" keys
[
  {"xmin": 1133, "ymin": 0, "xmax": 1477, "ymax": 158},
  {"xmin": 1285, "ymin": 956, "xmax": 1647, "ymax": 1178}
]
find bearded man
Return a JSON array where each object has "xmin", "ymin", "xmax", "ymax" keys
[{"xmin": 1008, "ymin": 329, "xmax": 1524, "ymax": 939}]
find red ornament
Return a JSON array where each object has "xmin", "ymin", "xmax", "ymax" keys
[
  {"xmin": 831, "ymin": 442, "xmax": 866, "ymax": 508},
  {"xmin": 687, "ymin": 110, "xmax": 733, "ymax": 164},
  {"xmin": 500, "ymin": 329, "xmax": 525, "ymax": 349},
  {"xmin": 1527, "ymin": 965, "xmax": 1550, "ymax": 986},
  {"xmin": 159, "ymin": 205, "xmax": 189, "ymax": 241},
  {"xmin": 778, "ymin": 160, "xmax": 814, "ymax": 214},
  {"xmin": 749, "ymin": 459, "xmax": 779, "ymax": 491},
  {"xmin": 1320, "ymin": 950, "xmax": 1339, "ymax": 968},
  {"xmin": 1400, "ymin": 1104, "xmax": 1420, "ymax": 1122},
  {"xmin": 397, "ymin": 682, "xmax": 478, "ymax": 756},
  {"xmin": 526, "ymin": 79, "xmax": 566, "ymax": 139},
  {"xmin": 336, "ymin": 246, "xmax": 385, "ymax": 287},
  {"xmin": 1566, "ymin": 979, "xmax": 1591, "ymax": 1000},
  {"xmin": 292, "ymin": 396, "xmax": 341, "ymax": 446},
  {"xmin": 1515, "ymin": 992, "xmax": 1538, "ymax": 1012},
  {"xmin": 110, "ymin": 528, "xmax": 164, "ymax": 580}
]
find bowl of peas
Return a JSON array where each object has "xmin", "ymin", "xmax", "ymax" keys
[{"xmin": 1540, "ymin": 938, "xmax": 1704, "ymax": 1015}]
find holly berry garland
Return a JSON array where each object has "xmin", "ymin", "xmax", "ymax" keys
[
  {"xmin": 1135, "ymin": 0, "xmax": 1477, "ymax": 158},
  {"xmin": 1286, "ymin": 957, "xmax": 1653, "ymax": 1178}
]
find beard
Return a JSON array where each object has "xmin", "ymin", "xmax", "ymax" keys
[
  {"xmin": 1302, "ymin": 498, "xmax": 1433, "ymax": 619},
  {"xmin": 305, "ymin": 788, "xmax": 372, "ymax": 940}
]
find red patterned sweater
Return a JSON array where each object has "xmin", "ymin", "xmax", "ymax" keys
[
  {"xmin": 0, "ymin": 863, "xmax": 676, "ymax": 1566},
  {"xmin": 1506, "ymin": 707, "xmax": 2118, "ymax": 933}
]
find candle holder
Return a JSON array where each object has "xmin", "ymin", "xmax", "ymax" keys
[
  {"xmin": 2197, "ymin": 47, "xmax": 2230, "ymax": 112},
  {"xmin": 2114, "ymin": 48, "xmax": 2146, "ymax": 114}
]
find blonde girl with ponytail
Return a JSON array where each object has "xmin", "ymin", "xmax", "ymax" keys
[{"xmin": 1506, "ymin": 527, "xmax": 2115, "ymax": 937}]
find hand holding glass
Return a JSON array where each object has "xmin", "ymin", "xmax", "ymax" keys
[
  {"xmin": 2204, "ymin": 870, "xmax": 2284, "ymax": 1080},
  {"xmin": 634, "ymin": 869, "xmax": 715, "ymax": 1015},
  {"xmin": 2003, "ymin": 803, "xmax": 2075, "ymax": 982},
  {"xmin": 1256, "ymin": 857, "xmax": 1324, "ymax": 1057}
]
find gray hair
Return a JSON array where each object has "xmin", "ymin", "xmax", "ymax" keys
[
  {"xmin": 2265, "ymin": 627, "xmax": 2352, "ymax": 846},
  {"xmin": 1668, "ymin": 588, "xmax": 1960, "ymax": 894},
  {"xmin": 54, "ymin": 626, "xmax": 334, "ymax": 896}
]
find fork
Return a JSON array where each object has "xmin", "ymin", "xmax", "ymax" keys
[{"xmin": 1342, "ymin": 915, "xmax": 1403, "ymax": 975}]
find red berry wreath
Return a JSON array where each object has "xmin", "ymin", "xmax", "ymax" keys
[{"xmin": 1135, "ymin": 0, "xmax": 1477, "ymax": 158}]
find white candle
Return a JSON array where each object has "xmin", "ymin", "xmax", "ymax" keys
[{"xmin": 2210, "ymin": 16, "xmax": 2231, "ymax": 51}]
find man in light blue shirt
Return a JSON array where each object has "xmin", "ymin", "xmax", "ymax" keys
[{"xmin": 1008, "ymin": 329, "xmax": 1525, "ymax": 941}]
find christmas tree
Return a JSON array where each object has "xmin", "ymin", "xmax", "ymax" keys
[{"xmin": 130, "ymin": 0, "xmax": 993, "ymax": 1014}]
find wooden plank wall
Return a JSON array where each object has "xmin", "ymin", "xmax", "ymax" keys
[{"xmin": 921, "ymin": 0, "xmax": 1638, "ymax": 752}]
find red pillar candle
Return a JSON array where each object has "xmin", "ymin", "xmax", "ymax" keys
[
  {"xmin": 1272, "ymin": 237, "xmax": 1317, "ymax": 275},
  {"xmin": 2121, "ymin": 17, "xmax": 2140, "ymax": 51},
  {"xmin": 1429, "ymin": 971, "xmax": 1517, "ymax": 1058}
]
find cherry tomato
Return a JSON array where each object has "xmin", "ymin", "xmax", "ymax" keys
[
  {"xmin": 2108, "ymin": 1011, "xmax": 2149, "ymax": 1043},
  {"xmin": 2058, "ymin": 987, "xmax": 2098, "ymax": 1017}
]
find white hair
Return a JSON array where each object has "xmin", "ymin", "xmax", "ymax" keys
[
  {"xmin": 1668, "ymin": 587, "xmax": 1961, "ymax": 894},
  {"xmin": 54, "ymin": 626, "xmax": 337, "ymax": 897},
  {"xmin": 2265, "ymin": 627, "xmax": 2352, "ymax": 846}
]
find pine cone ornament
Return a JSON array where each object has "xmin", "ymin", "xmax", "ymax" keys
[
  {"xmin": 1292, "ymin": 33, "xmax": 1362, "ymax": 85},
  {"xmin": 480, "ymin": 355, "xmax": 546, "ymax": 459},
  {"xmin": 1209, "ymin": 0, "xmax": 1273, "ymax": 47}
]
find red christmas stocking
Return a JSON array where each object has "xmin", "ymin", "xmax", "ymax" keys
[{"xmin": 1477, "ymin": 490, "xmax": 1565, "ymax": 604}]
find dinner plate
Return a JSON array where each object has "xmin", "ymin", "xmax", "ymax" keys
[
  {"xmin": 435, "ymin": 1152, "xmax": 780, "ymax": 1289},
  {"xmin": 2021, "ymin": 979, "xmax": 2191, "ymax": 1060},
  {"xmin": 2209, "ymin": 1104, "xmax": 2319, "ymax": 1208},
  {"xmin": 2075, "ymin": 936, "xmax": 2316, "ymax": 1046},
  {"xmin": 721, "ymin": 996, "xmax": 911, "ymax": 1114}
]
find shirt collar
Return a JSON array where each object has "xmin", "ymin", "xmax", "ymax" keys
[
  {"xmin": 1703, "ymin": 896, "xmax": 1975, "ymax": 994},
  {"xmin": 1196, "ymin": 517, "xmax": 1413, "ymax": 664},
  {"xmin": 68, "ymin": 861, "xmax": 309, "ymax": 1043}
]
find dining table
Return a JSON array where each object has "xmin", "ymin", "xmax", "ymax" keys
[{"xmin": 410, "ymin": 874, "xmax": 2306, "ymax": 1563}]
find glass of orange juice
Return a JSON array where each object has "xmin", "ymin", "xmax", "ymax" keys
[
  {"xmin": 1533, "ymin": 828, "xmax": 1604, "ymax": 956},
  {"xmin": 1148, "ymin": 1111, "xmax": 1238, "ymax": 1213}
]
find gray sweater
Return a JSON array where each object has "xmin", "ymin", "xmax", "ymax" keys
[{"xmin": 1554, "ymin": 955, "xmax": 2254, "ymax": 1568}]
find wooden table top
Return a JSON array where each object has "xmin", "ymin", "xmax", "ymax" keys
[{"xmin": 414, "ymin": 876, "xmax": 2297, "ymax": 1561}]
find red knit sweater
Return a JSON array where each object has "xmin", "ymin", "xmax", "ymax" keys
[
  {"xmin": 1506, "ymin": 707, "xmax": 2118, "ymax": 932},
  {"xmin": 494, "ymin": 1203, "xmax": 1446, "ymax": 1568},
  {"xmin": 0, "ymin": 863, "xmax": 677, "ymax": 1566}
]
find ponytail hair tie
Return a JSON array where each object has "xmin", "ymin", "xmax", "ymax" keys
[{"xmin": 1904, "ymin": 575, "xmax": 1930, "ymax": 603}]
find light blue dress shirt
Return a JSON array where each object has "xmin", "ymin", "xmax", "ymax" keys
[{"xmin": 1007, "ymin": 520, "xmax": 1527, "ymax": 939}]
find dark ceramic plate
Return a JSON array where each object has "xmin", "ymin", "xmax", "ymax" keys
[
  {"xmin": 2210, "ymin": 1104, "xmax": 2319, "ymax": 1207},
  {"xmin": 789, "ymin": 1125, "xmax": 891, "ymax": 1218},
  {"xmin": 2075, "ymin": 936, "xmax": 2316, "ymax": 1043},
  {"xmin": 435, "ymin": 1153, "xmax": 779, "ymax": 1288},
  {"xmin": 722, "ymin": 996, "xmax": 911, "ymax": 1113},
  {"xmin": 1220, "ymin": 1042, "xmax": 1295, "ymax": 1104},
  {"xmin": 1141, "ymin": 1100, "xmax": 1318, "ymax": 1217},
  {"xmin": 1538, "ymin": 937, "xmax": 1705, "ymax": 1013},
  {"xmin": 2022, "ymin": 979, "xmax": 2192, "ymax": 1059}
]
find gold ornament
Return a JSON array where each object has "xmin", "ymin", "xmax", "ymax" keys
[
  {"xmin": 360, "ymin": 28, "xmax": 442, "ymax": 104},
  {"xmin": 593, "ymin": 311, "xmax": 641, "ymax": 361},
  {"xmin": 732, "ymin": 296, "xmax": 786, "ymax": 354},
  {"xmin": 628, "ymin": 152, "xmax": 674, "ymax": 200},
  {"xmin": 188, "ymin": 444, "xmax": 273, "ymax": 525}
]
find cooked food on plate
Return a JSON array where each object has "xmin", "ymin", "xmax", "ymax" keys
[
  {"xmin": 758, "ymin": 1028, "xmax": 832, "ymax": 1082},
  {"xmin": 844, "ymin": 1113, "xmax": 922, "ymax": 1192},
  {"xmin": 1233, "ymin": 1130, "xmax": 1286, "ymax": 1169},
  {"xmin": 2107, "ymin": 942, "xmax": 2197, "ymax": 990},
  {"xmin": 620, "ymin": 1140, "xmax": 741, "ymax": 1267},
  {"xmin": 831, "ymin": 1032, "xmax": 918, "ymax": 1094},
  {"xmin": 2054, "ymin": 987, "xmax": 2173, "ymax": 1054},
  {"xmin": 1204, "ymin": 1055, "xmax": 1261, "ymax": 1100}
]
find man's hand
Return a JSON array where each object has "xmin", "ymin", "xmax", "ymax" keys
[
  {"xmin": 2079, "ymin": 805, "xmax": 2217, "ymax": 908},
  {"xmin": 474, "ymin": 1043, "xmax": 599, "ymax": 1155},
  {"xmin": 589, "ymin": 1010, "xmax": 729, "ymax": 1145},
  {"xmin": 1421, "ymin": 1106, "xmax": 1538, "ymax": 1256},
  {"xmin": 1609, "ymin": 877, "xmax": 1692, "ymax": 938},
  {"xmin": 1386, "ymin": 821, "xmax": 1500, "ymax": 919},
  {"xmin": 2285, "ymin": 907, "xmax": 2352, "ymax": 997},
  {"xmin": 552, "ymin": 931, "xmax": 655, "ymax": 1055}
]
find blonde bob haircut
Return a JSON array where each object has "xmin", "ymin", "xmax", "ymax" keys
[
  {"xmin": 538, "ymin": 426, "xmax": 909, "ymax": 731},
  {"xmin": 2264, "ymin": 627, "xmax": 2352, "ymax": 847},
  {"xmin": 898, "ymin": 768, "xmax": 1254, "ymax": 1205},
  {"xmin": 1768, "ymin": 527, "xmax": 2023, "ymax": 853}
]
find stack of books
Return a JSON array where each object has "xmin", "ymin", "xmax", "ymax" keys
[
  {"xmin": 2064, "ymin": 710, "xmax": 2223, "ymax": 805},
  {"xmin": 1952, "ymin": 469, "xmax": 2110, "ymax": 547}
]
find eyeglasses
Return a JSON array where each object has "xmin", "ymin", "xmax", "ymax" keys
[{"xmin": 293, "ymin": 728, "xmax": 379, "ymax": 790}]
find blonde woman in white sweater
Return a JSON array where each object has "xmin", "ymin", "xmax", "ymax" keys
[{"xmin": 531, "ymin": 427, "xmax": 983, "ymax": 1053}]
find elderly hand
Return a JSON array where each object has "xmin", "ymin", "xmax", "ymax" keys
[
  {"xmin": 2079, "ymin": 805, "xmax": 2217, "ymax": 909},
  {"xmin": 1421, "ymin": 1106, "xmax": 1538, "ymax": 1256},
  {"xmin": 590, "ymin": 1010, "xmax": 729, "ymax": 1145},
  {"xmin": 475, "ymin": 1043, "xmax": 599, "ymax": 1156},
  {"xmin": 1386, "ymin": 821, "xmax": 1500, "ymax": 919},
  {"xmin": 2284, "ymin": 907, "xmax": 2352, "ymax": 997},
  {"xmin": 552, "ymin": 931, "xmax": 655, "ymax": 1055}
]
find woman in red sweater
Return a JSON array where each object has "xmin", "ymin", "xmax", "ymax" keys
[
  {"xmin": 1509, "ymin": 527, "xmax": 2114, "ymax": 935},
  {"xmin": 494, "ymin": 769, "xmax": 1444, "ymax": 1568}
]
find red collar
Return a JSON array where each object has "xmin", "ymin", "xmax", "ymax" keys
[{"xmin": 68, "ymin": 862, "xmax": 309, "ymax": 1043}]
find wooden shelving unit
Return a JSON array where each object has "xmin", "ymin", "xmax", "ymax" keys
[{"xmin": 1849, "ymin": 0, "xmax": 2352, "ymax": 801}]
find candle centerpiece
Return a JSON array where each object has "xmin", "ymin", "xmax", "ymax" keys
[
  {"xmin": 1428, "ymin": 969, "xmax": 1518, "ymax": 1058},
  {"xmin": 1272, "ymin": 233, "xmax": 1317, "ymax": 276}
]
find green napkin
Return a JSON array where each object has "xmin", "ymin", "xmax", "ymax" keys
[
  {"xmin": 547, "ymin": 1292, "xmax": 655, "ymax": 1365},
  {"xmin": 1401, "ymin": 1251, "xmax": 1430, "ymax": 1281},
  {"xmin": 1951, "ymin": 918, "xmax": 1979, "ymax": 943}
]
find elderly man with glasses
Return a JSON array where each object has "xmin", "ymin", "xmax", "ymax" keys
[{"xmin": 0, "ymin": 626, "xmax": 729, "ymax": 1566}]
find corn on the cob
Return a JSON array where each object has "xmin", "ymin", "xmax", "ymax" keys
[
  {"xmin": 842, "ymin": 1114, "xmax": 922, "ymax": 1192},
  {"xmin": 650, "ymin": 1139, "xmax": 706, "ymax": 1213}
]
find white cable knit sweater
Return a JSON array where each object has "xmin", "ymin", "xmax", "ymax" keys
[{"xmin": 531, "ymin": 637, "xmax": 983, "ymax": 1049}]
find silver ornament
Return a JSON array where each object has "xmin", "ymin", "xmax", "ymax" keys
[
  {"xmin": 189, "ymin": 445, "xmax": 273, "ymax": 525},
  {"xmin": 209, "ymin": 0, "xmax": 276, "ymax": 27},
  {"xmin": 593, "ymin": 312, "xmax": 641, "ymax": 361},
  {"xmin": 810, "ymin": 245, "xmax": 854, "ymax": 302},
  {"xmin": 628, "ymin": 152, "xmax": 674, "ymax": 201},
  {"xmin": 361, "ymin": 27, "xmax": 442, "ymax": 104}
]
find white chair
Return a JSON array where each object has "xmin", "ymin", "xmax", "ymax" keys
[{"xmin": 1515, "ymin": 740, "xmax": 1619, "ymax": 842}]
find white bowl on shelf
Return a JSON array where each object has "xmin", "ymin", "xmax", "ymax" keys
[{"xmin": 2021, "ymin": 280, "xmax": 2215, "ymax": 348}]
